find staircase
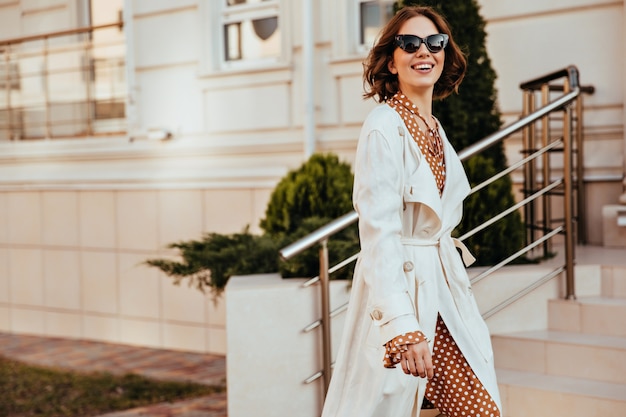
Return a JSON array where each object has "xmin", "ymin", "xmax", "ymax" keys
[{"xmin": 493, "ymin": 263, "xmax": 626, "ymax": 416}]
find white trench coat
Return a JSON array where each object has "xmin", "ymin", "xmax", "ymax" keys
[{"xmin": 321, "ymin": 105, "xmax": 502, "ymax": 417}]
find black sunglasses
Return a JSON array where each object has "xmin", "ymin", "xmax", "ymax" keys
[{"xmin": 394, "ymin": 34, "xmax": 449, "ymax": 54}]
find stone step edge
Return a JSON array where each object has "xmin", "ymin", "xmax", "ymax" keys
[
  {"xmin": 496, "ymin": 368, "xmax": 626, "ymax": 402},
  {"xmin": 492, "ymin": 329, "xmax": 626, "ymax": 350}
]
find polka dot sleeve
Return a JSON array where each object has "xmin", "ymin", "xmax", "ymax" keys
[{"xmin": 383, "ymin": 331, "xmax": 428, "ymax": 368}]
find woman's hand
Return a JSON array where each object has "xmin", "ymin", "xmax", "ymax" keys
[{"xmin": 400, "ymin": 340, "xmax": 433, "ymax": 378}]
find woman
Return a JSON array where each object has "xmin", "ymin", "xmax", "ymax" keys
[{"xmin": 321, "ymin": 6, "xmax": 502, "ymax": 417}]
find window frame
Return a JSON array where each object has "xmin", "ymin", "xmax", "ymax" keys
[
  {"xmin": 201, "ymin": 0, "xmax": 288, "ymax": 74},
  {"xmin": 354, "ymin": 0, "xmax": 394, "ymax": 54}
]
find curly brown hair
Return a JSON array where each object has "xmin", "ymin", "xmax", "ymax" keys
[{"xmin": 363, "ymin": 6, "xmax": 467, "ymax": 102}]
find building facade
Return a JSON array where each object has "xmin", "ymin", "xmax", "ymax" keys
[{"xmin": 0, "ymin": 0, "xmax": 624, "ymax": 354}]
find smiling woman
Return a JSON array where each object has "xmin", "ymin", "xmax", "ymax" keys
[{"xmin": 321, "ymin": 6, "xmax": 502, "ymax": 417}]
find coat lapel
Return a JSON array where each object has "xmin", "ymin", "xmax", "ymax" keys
[{"xmin": 439, "ymin": 129, "xmax": 471, "ymax": 229}]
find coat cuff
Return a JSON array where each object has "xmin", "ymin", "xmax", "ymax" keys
[
  {"xmin": 368, "ymin": 291, "xmax": 419, "ymax": 343},
  {"xmin": 380, "ymin": 314, "xmax": 420, "ymax": 345}
]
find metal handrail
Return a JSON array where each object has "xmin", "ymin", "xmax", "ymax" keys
[
  {"xmin": 280, "ymin": 91, "xmax": 582, "ymax": 264},
  {"xmin": 457, "ymin": 89, "xmax": 579, "ymax": 161},
  {"xmin": 0, "ymin": 21, "xmax": 126, "ymax": 141},
  {"xmin": 280, "ymin": 211, "xmax": 357, "ymax": 260},
  {"xmin": 482, "ymin": 266, "xmax": 565, "ymax": 319},
  {"xmin": 280, "ymin": 65, "xmax": 592, "ymax": 394},
  {"xmin": 0, "ymin": 22, "xmax": 124, "ymax": 46}
]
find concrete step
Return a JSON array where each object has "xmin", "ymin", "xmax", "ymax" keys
[
  {"xmin": 497, "ymin": 368, "xmax": 626, "ymax": 417},
  {"xmin": 548, "ymin": 296, "xmax": 626, "ymax": 337},
  {"xmin": 600, "ymin": 265, "xmax": 626, "ymax": 299},
  {"xmin": 492, "ymin": 330, "xmax": 626, "ymax": 384}
]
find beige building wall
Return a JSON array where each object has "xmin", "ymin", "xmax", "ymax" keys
[
  {"xmin": 480, "ymin": 0, "xmax": 625, "ymax": 244},
  {"xmin": 0, "ymin": 0, "xmax": 624, "ymax": 353}
]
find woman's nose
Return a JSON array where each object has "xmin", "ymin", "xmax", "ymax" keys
[{"xmin": 415, "ymin": 42, "xmax": 430, "ymax": 56}]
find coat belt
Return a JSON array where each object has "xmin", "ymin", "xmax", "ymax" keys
[{"xmin": 400, "ymin": 236, "xmax": 476, "ymax": 267}]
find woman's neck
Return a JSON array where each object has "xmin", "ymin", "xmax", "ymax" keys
[{"xmin": 399, "ymin": 88, "xmax": 433, "ymax": 119}]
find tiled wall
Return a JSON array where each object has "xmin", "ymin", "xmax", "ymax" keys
[{"xmin": 0, "ymin": 187, "xmax": 272, "ymax": 354}]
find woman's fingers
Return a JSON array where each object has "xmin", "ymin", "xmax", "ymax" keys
[
  {"xmin": 401, "ymin": 341, "xmax": 433, "ymax": 378},
  {"xmin": 401, "ymin": 356, "xmax": 411, "ymax": 375}
]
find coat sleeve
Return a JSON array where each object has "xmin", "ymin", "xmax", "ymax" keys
[{"xmin": 353, "ymin": 116, "xmax": 421, "ymax": 345}]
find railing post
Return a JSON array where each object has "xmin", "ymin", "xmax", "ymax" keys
[
  {"xmin": 84, "ymin": 33, "xmax": 93, "ymax": 136},
  {"xmin": 540, "ymin": 84, "xmax": 552, "ymax": 258},
  {"xmin": 575, "ymin": 94, "xmax": 587, "ymax": 244},
  {"xmin": 319, "ymin": 239, "xmax": 332, "ymax": 397},
  {"xmin": 522, "ymin": 90, "xmax": 534, "ymax": 247},
  {"xmin": 43, "ymin": 37, "xmax": 51, "ymax": 139},
  {"xmin": 562, "ymin": 82, "xmax": 576, "ymax": 300},
  {"xmin": 3, "ymin": 48, "xmax": 12, "ymax": 139}
]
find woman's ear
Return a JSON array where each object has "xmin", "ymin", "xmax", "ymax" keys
[{"xmin": 388, "ymin": 59, "xmax": 398, "ymax": 75}]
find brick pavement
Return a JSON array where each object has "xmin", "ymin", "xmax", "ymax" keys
[{"xmin": 0, "ymin": 332, "xmax": 227, "ymax": 417}]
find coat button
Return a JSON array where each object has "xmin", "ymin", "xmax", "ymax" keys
[
  {"xmin": 370, "ymin": 310, "xmax": 383, "ymax": 321},
  {"xmin": 403, "ymin": 261, "xmax": 414, "ymax": 272}
]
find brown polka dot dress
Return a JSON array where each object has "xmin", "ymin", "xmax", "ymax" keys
[{"xmin": 385, "ymin": 92, "xmax": 501, "ymax": 417}]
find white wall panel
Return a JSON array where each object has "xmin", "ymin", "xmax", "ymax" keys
[
  {"xmin": 42, "ymin": 191, "xmax": 79, "ymax": 246},
  {"xmin": 0, "ymin": 193, "xmax": 6, "ymax": 244},
  {"xmin": 158, "ymin": 190, "xmax": 203, "ymax": 246},
  {"xmin": 20, "ymin": 0, "xmax": 74, "ymax": 36},
  {"xmin": 161, "ymin": 277, "xmax": 205, "ymax": 324},
  {"xmin": 205, "ymin": 83, "xmax": 291, "ymax": 132},
  {"xmin": 316, "ymin": 50, "xmax": 340, "ymax": 126},
  {"xmin": 11, "ymin": 308, "xmax": 45, "ymax": 334},
  {"xmin": 79, "ymin": 192, "xmax": 117, "ymax": 249},
  {"xmin": 339, "ymin": 74, "xmax": 377, "ymax": 125},
  {"xmin": 480, "ymin": 0, "xmax": 617, "ymax": 20},
  {"xmin": 22, "ymin": 0, "xmax": 65, "ymax": 10},
  {"xmin": 7, "ymin": 192, "xmax": 41, "ymax": 245},
  {"xmin": 136, "ymin": 65, "xmax": 203, "ymax": 134},
  {"xmin": 133, "ymin": 8, "xmax": 199, "ymax": 68},
  {"xmin": 43, "ymin": 249, "xmax": 81, "ymax": 310},
  {"xmin": 486, "ymin": 7, "xmax": 623, "ymax": 114},
  {"xmin": 131, "ymin": 0, "xmax": 196, "ymax": 17},
  {"xmin": 118, "ymin": 252, "xmax": 160, "ymax": 318},
  {"xmin": 81, "ymin": 252, "xmax": 118, "ymax": 315},
  {"xmin": 0, "ymin": 306, "xmax": 9, "ymax": 332},
  {"xmin": 0, "ymin": 249, "xmax": 7, "ymax": 303},
  {"xmin": 9, "ymin": 248, "xmax": 43, "ymax": 306},
  {"xmin": 0, "ymin": 3, "xmax": 20, "ymax": 39},
  {"xmin": 119, "ymin": 318, "xmax": 160, "ymax": 347},
  {"xmin": 116, "ymin": 191, "xmax": 158, "ymax": 251},
  {"xmin": 45, "ymin": 311, "xmax": 82, "ymax": 338}
]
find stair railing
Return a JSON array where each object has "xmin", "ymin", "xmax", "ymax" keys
[
  {"xmin": 0, "ymin": 21, "xmax": 126, "ymax": 140},
  {"xmin": 279, "ymin": 65, "xmax": 593, "ymax": 399}
]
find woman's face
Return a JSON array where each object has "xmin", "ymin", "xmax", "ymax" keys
[{"xmin": 388, "ymin": 15, "xmax": 445, "ymax": 97}]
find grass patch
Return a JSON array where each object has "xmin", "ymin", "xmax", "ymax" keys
[{"xmin": 0, "ymin": 355, "xmax": 222, "ymax": 417}]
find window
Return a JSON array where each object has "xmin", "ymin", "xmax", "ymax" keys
[
  {"xmin": 221, "ymin": 0, "xmax": 281, "ymax": 63},
  {"xmin": 358, "ymin": 0, "xmax": 394, "ymax": 49}
]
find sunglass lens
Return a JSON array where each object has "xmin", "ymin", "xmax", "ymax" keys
[
  {"xmin": 426, "ymin": 34, "xmax": 448, "ymax": 53},
  {"xmin": 403, "ymin": 38, "xmax": 420, "ymax": 53}
]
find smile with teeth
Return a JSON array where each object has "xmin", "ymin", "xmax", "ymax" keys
[{"xmin": 412, "ymin": 63, "xmax": 434, "ymax": 70}]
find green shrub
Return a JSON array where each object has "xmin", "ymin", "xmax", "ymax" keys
[
  {"xmin": 146, "ymin": 153, "xmax": 358, "ymax": 295},
  {"xmin": 260, "ymin": 153, "xmax": 355, "ymax": 236},
  {"xmin": 145, "ymin": 227, "xmax": 282, "ymax": 298}
]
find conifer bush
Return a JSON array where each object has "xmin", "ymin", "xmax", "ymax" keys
[{"xmin": 146, "ymin": 153, "xmax": 358, "ymax": 296}]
